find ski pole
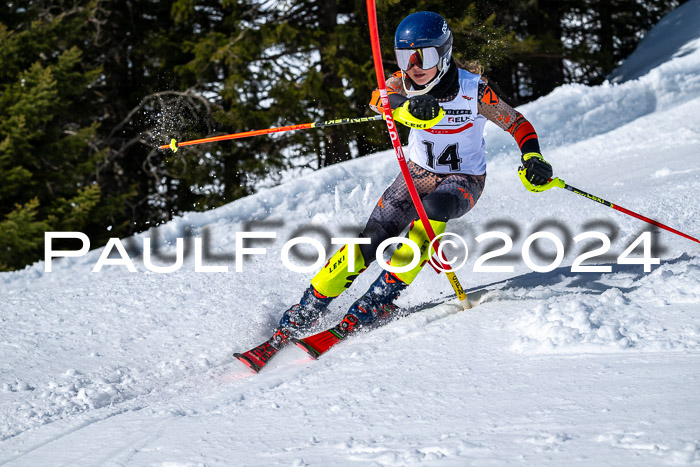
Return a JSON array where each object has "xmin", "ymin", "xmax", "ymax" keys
[
  {"xmin": 519, "ymin": 175, "xmax": 699, "ymax": 244},
  {"xmin": 160, "ymin": 115, "xmax": 384, "ymax": 152},
  {"xmin": 366, "ymin": 0, "xmax": 471, "ymax": 310}
]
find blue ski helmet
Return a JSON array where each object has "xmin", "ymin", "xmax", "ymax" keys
[{"xmin": 394, "ymin": 11, "xmax": 453, "ymax": 95}]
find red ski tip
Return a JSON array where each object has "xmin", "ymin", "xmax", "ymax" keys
[
  {"xmin": 233, "ymin": 353, "xmax": 261, "ymax": 373},
  {"xmin": 292, "ymin": 338, "xmax": 320, "ymax": 359}
]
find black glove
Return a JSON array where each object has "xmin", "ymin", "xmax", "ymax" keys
[
  {"xmin": 521, "ymin": 153, "xmax": 553, "ymax": 186},
  {"xmin": 408, "ymin": 94, "xmax": 440, "ymax": 121}
]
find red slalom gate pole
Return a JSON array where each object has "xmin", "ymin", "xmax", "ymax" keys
[{"xmin": 366, "ymin": 0, "xmax": 470, "ymax": 308}]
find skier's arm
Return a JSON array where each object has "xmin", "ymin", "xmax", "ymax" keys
[
  {"xmin": 478, "ymin": 82, "xmax": 553, "ymax": 187},
  {"xmin": 369, "ymin": 71, "xmax": 409, "ymax": 113},
  {"xmin": 477, "ymin": 82, "xmax": 541, "ymax": 155}
]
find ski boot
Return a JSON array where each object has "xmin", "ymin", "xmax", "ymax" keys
[
  {"xmin": 345, "ymin": 270, "xmax": 408, "ymax": 328},
  {"xmin": 291, "ymin": 272, "xmax": 408, "ymax": 360},
  {"xmin": 271, "ymin": 285, "xmax": 334, "ymax": 348},
  {"xmin": 235, "ymin": 286, "xmax": 333, "ymax": 372}
]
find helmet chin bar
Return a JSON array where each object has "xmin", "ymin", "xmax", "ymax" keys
[{"xmin": 401, "ymin": 56, "xmax": 450, "ymax": 96}]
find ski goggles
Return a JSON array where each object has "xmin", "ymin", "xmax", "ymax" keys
[{"xmin": 395, "ymin": 47, "xmax": 441, "ymax": 71}]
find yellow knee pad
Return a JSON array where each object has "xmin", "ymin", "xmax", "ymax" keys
[
  {"xmin": 311, "ymin": 243, "xmax": 367, "ymax": 298},
  {"xmin": 390, "ymin": 219, "xmax": 446, "ymax": 285}
]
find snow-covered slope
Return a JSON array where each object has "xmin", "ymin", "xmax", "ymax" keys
[{"xmin": 1, "ymin": 3, "xmax": 699, "ymax": 465}]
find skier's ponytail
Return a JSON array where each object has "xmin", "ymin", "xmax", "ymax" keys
[
  {"xmin": 454, "ymin": 57, "xmax": 488, "ymax": 83},
  {"xmin": 465, "ymin": 60, "xmax": 484, "ymax": 76}
]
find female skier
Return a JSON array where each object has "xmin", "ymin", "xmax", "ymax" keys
[{"xmin": 270, "ymin": 11, "xmax": 554, "ymax": 347}]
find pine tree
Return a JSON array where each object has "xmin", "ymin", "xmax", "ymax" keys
[
  {"xmin": 0, "ymin": 5, "xmax": 107, "ymax": 270},
  {"xmin": 174, "ymin": 0, "xmax": 381, "ymax": 170}
]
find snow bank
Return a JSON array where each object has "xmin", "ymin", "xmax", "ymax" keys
[
  {"xmin": 511, "ymin": 254, "xmax": 700, "ymax": 353},
  {"xmin": 608, "ymin": 0, "xmax": 700, "ymax": 83}
]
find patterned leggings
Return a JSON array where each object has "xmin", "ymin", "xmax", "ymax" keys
[{"xmin": 359, "ymin": 161, "xmax": 486, "ymax": 265}]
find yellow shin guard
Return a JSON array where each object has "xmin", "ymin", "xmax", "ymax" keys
[
  {"xmin": 390, "ymin": 219, "xmax": 446, "ymax": 285},
  {"xmin": 311, "ymin": 243, "xmax": 367, "ymax": 298}
]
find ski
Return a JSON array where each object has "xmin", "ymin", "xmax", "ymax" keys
[
  {"xmin": 293, "ymin": 295, "xmax": 465, "ymax": 360},
  {"xmin": 233, "ymin": 340, "xmax": 281, "ymax": 373},
  {"xmin": 233, "ymin": 328, "xmax": 292, "ymax": 373},
  {"xmin": 292, "ymin": 313, "xmax": 360, "ymax": 359}
]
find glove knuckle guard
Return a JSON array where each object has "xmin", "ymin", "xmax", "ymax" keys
[
  {"xmin": 521, "ymin": 152, "xmax": 553, "ymax": 186},
  {"xmin": 408, "ymin": 94, "xmax": 440, "ymax": 121}
]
